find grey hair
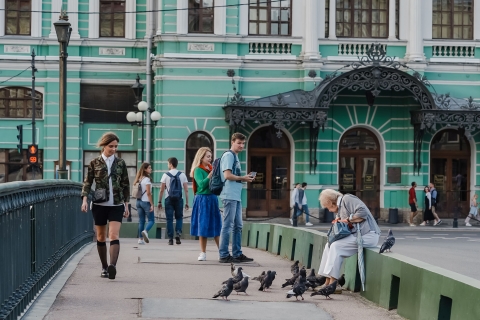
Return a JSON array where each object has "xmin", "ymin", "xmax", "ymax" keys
[{"xmin": 319, "ymin": 189, "xmax": 343, "ymax": 207}]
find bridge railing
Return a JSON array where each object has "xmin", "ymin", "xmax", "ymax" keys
[{"xmin": 0, "ymin": 180, "xmax": 94, "ymax": 320}]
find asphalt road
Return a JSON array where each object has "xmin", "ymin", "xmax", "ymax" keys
[{"xmin": 377, "ymin": 230, "xmax": 480, "ymax": 280}]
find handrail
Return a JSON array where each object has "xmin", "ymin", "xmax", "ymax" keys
[{"xmin": 0, "ymin": 180, "xmax": 94, "ymax": 320}]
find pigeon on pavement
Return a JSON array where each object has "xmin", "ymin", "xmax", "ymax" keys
[
  {"xmin": 379, "ymin": 229, "xmax": 395, "ymax": 253},
  {"xmin": 223, "ymin": 267, "xmax": 243, "ymax": 284},
  {"xmin": 213, "ymin": 278, "xmax": 234, "ymax": 301},
  {"xmin": 291, "ymin": 260, "xmax": 300, "ymax": 275},
  {"xmin": 310, "ymin": 280, "xmax": 337, "ymax": 299},
  {"xmin": 286, "ymin": 275, "xmax": 307, "ymax": 300},
  {"xmin": 338, "ymin": 274, "xmax": 345, "ymax": 287},
  {"xmin": 259, "ymin": 270, "xmax": 274, "ymax": 291},
  {"xmin": 282, "ymin": 266, "xmax": 305, "ymax": 287},
  {"xmin": 252, "ymin": 271, "xmax": 266, "ymax": 282},
  {"xmin": 233, "ymin": 276, "xmax": 249, "ymax": 295},
  {"xmin": 231, "ymin": 262, "xmax": 249, "ymax": 278}
]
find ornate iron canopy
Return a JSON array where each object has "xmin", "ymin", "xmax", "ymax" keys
[{"xmin": 223, "ymin": 43, "xmax": 480, "ymax": 174}]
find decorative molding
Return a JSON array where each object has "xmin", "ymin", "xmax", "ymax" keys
[
  {"xmin": 99, "ymin": 47, "xmax": 126, "ymax": 55},
  {"xmin": 4, "ymin": 45, "xmax": 31, "ymax": 53},
  {"xmin": 187, "ymin": 43, "xmax": 215, "ymax": 51}
]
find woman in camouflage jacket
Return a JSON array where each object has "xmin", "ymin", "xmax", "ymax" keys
[{"xmin": 81, "ymin": 132, "xmax": 130, "ymax": 280}]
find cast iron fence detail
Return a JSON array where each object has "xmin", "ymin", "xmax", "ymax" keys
[
  {"xmin": 0, "ymin": 180, "xmax": 94, "ymax": 320},
  {"xmin": 432, "ymin": 45, "xmax": 475, "ymax": 58}
]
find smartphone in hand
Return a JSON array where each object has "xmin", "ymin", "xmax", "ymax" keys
[{"xmin": 250, "ymin": 172, "xmax": 257, "ymax": 178}]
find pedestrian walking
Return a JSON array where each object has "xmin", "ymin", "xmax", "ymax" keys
[
  {"xmin": 289, "ymin": 183, "xmax": 300, "ymax": 225},
  {"xmin": 420, "ymin": 186, "xmax": 435, "ymax": 226},
  {"xmin": 134, "ymin": 163, "xmax": 155, "ymax": 245},
  {"xmin": 408, "ymin": 182, "xmax": 419, "ymax": 226},
  {"xmin": 317, "ymin": 189, "xmax": 380, "ymax": 293},
  {"xmin": 158, "ymin": 157, "xmax": 189, "ymax": 245},
  {"xmin": 218, "ymin": 132, "xmax": 255, "ymax": 263},
  {"xmin": 428, "ymin": 182, "xmax": 442, "ymax": 226},
  {"xmin": 81, "ymin": 132, "xmax": 130, "ymax": 280},
  {"xmin": 465, "ymin": 194, "xmax": 478, "ymax": 227},
  {"xmin": 291, "ymin": 182, "xmax": 313, "ymax": 226},
  {"xmin": 190, "ymin": 147, "xmax": 222, "ymax": 261}
]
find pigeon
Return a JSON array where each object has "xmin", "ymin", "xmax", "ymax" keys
[
  {"xmin": 338, "ymin": 274, "xmax": 345, "ymax": 287},
  {"xmin": 252, "ymin": 271, "xmax": 266, "ymax": 282},
  {"xmin": 291, "ymin": 260, "xmax": 300, "ymax": 275},
  {"xmin": 213, "ymin": 278, "xmax": 234, "ymax": 301},
  {"xmin": 379, "ymin": 229, "xmax": 395, "ymax": 253},
  {"xmin": 282, "ymin": 266, "xmax": 305, "ymax": 288},
  {"xmin": 286, "ymin": 275, "xmax": 307, "ymax": 300},
  {"xmin": 310, "ymin": 280, "xmax": 337, "ymax": 299},
  {"xmin": 306, "ymin": 269, "xmax": 322, "ymax": 290},
  {"xmin": 307, "ymin": 269, "xmax": 318, "ymax": 284},
  {"xmin": 230, "ymin": 262, "xmax": 250, "ymax": 278},
  {"xmin": 233, "ymin": 276, "xmax": 249, "ymax": 295},
  {"xmin": 223, "ymin": 267, "xmax": 243, "ymax": 284},
  {"xmin": 259, "ymin": 270, "xmax": 274, "ymax": 291}
]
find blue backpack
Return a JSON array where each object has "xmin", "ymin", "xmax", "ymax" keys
[
  {"xmin": 209, "ymin": 150, "xmax": 237, "ymax": 196},
  {"xmin": 166, "ymin": 172, "xmax": 183, "ymax": 201}
]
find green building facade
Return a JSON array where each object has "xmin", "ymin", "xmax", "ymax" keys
[{"xmin": 1, "ymin": 0, "xmax": 480, "ymax": 220}]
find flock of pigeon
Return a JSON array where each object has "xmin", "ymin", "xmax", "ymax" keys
[
  {"xmin": 213, "ymin": 229, "xmax": 396, "ymax": 301},
  {"xmin": 212, "ymin": 260, "xmax": 344, "ymax": 301}
]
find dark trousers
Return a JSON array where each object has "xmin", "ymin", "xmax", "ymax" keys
[{"xmin": 165, "ymin": 197, "xmax": 183, "ymax": 239}]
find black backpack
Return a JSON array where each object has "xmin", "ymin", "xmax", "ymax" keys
[
  {"xmin": 209, "ymin": 150, "xmax": 237, "ymax": 195},
  {"xmin": 166, "ymin": 172, "xmax": 183, "ymax": 201},
  {"xmin": 431, "ymin": 189, "xmax": 438, "ymax": 205}
]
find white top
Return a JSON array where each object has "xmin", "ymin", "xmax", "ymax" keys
[
  {"xmin": 95, "ymin": 153, "xmax": 121, "ymax": 207},
  {"xmin": 160, "ymin": 169, "xmax": 188, "ymax": 198},
  {"xmin": 290, "ymin": 188, "xmax": 298, "ymax": 207},
  {"xmin": 140, "ymin": 177, "xmax": 152, "ymax": 202}
]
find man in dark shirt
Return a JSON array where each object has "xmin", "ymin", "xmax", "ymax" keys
[{"xmin": 408, "ymin": 182, "xmax": 418, "ymax": 226}]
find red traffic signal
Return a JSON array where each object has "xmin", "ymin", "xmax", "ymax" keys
[{"xmin": 27, "ymin": 144, "xmax": 38, "ymax": 165}]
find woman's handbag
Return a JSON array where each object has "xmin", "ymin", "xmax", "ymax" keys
[
  {"xmin": 92, "ymin": 159, "xmax": 117, "ymax": 203},
  {"xmin": 327, "ymin": 221, "xmax": 353, "ymax": 247}
]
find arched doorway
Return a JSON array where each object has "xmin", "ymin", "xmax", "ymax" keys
[
  {"xmin": 339, "ymin": 128, "xmax": 380, "ymax": 215},
  {"xmin": 247, "ymin": 127, "xmax": 291, "ymax": 217},
  {"xmin": 430, "ymin": 130, "xmax": 471, "ymax": 218}
]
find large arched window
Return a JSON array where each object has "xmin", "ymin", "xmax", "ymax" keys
[
  {"xmin": 185, "ymin": 131, "xmax": 214, "ymax": 181},
  {"xmin": 0, "ymin": 87, "xmax": 43, "ymax": 119}
]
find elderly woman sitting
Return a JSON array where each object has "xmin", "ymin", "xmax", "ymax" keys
[{"xmin": 318, "ymin": 189, "xmax": 381, "ymax": 291}]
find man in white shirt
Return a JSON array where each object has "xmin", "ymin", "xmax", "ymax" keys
[{"xmin": 158, "ymin": 157, "xmax": 189, "ymax": 245}]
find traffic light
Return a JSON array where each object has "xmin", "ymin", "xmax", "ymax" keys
[
  {"xmin": 27, "ymin": 144, "xmax": 39, "ymax": 165},
  {"xmin": 16, "ymin": 125, "xmax": 23, "ymax": 154}
]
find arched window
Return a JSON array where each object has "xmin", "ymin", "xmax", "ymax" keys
[
  {"xmin": 185, "ymin": 131, "xmax": 214, "ymax": 181},
  {"xmin": 0, "ymin": 87, "xmax": 43, "ymax": 119}
]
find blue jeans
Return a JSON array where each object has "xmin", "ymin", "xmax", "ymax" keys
[
  {"xmin": 294, "ymin": 203, "xmax": 310, "ymax": 223},
  {"xmin": 165, "ymin": 197, "xmax": 183, "ymax": 240},
  {"xmin": 219, "ymin": 199, "xmax": 243, "ymax": 258},
  {"xmin": 137, "ymin": 200, "xmax": 154, "ymax": 238}
]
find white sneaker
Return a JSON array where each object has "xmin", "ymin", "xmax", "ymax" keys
[
  {"xmin": 289, "ymin": 219, "xmax": 293, "ymax": 225},
  {"xmin": 466, "ymin": 222, "xmax": 472, "ymax": 227},
  {"xmin": 138, "ymin": 239, "xmax": 145, "ymax": 245},
  {"xmin": 434, "ymin": 219, "xmax": 443, "ymax": 226},
  {"xmin": 141, "ymin": 230, "xmax": 150, "ymax": 243},
  {"xmin": 305, "ymin": 222, "xmax": 313, "ymax": 226},
  {"xmin": 409, "ymin": 223, "xmax": 416, "ymax": 227},
  {"xmin": 198, "ymin": 252, "xmax": 206, "ymax": 261}
]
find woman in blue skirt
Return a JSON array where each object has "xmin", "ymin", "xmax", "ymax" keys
[{"xmin": 190, "ymin": 147, "xmax": 222, "ymax": 261}]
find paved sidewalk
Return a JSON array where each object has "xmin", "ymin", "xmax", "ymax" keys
[{"xmin": 25, "ymin": 239, "xmax": 404, "ymax": 320}]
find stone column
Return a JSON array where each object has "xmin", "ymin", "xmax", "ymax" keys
[
  {"xmin": 304, "ymin": 0, "xmax": 320, "ymax": 59},
  {"xmin": 388, "ymin": 0, "xmax": 396, "ymax": 40},
  {"xmin": 328, "ymin": 0, "xmax": 336, "ymax": 39},
  {"xmin": 88, "ymin": 0, "xmax": 99, "ymax": 38},
  {"xmin": 177, "ymin": 0, "xmax": 188, "ymax": 34},
  {"xmin": 214, "ymin": 0, "xmax": 226, "ymax": 35},
  {"xmin": 405, "ymin": 0, "xmax": 425, "ymax": 61},
  {"xmin": 68, "ymin": 0, "xmax": 81, "ymax": 39},
  {"xmin": 49, "ymin": 0, "xmax": 62, "ymax": 39},
  {"xmin": 474, "ymin": 0, "xmax": 480, "ymax": 40},
  {"xmin": 156, "ymin": 0, "xmax": 163, "ymax": 35},
  {"xmin": 125, "ymin": 0, "xmax": 136, "ymax": 39},
  {"xmin": 239, "ymin": 0, "xmax": 248, "ymax": 35},
  {"xmin": 318, "ymin": 0, "xmax": 326, "ymax": 40}
]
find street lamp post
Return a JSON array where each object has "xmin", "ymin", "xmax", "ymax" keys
[
  {"xmin": 54, "ymin": 11, "xmax": 72, "ymax": 180},
  {"xmin": 126, "ymin": 103, "xmax": 161, "ymax": 163}
]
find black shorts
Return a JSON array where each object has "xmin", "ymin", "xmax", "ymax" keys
[
  {"xmin": 410, "ymin": 203, "xmax": 417, "ymax": 212},
  {"xmin": 92, "ymin": 204, "xmax": 124, "ymax": 226}
]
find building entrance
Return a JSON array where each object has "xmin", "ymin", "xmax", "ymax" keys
[
  {"xmin": 338, "ymin": 128, "xmax": 380, "ymax": 217},
  {"xmin": 247, "ymin": 127, "xmax": 291, "ymax": 217},
  {"xmin": 430, "ymin": 130, "xmax": 471, "ymax": 218}
]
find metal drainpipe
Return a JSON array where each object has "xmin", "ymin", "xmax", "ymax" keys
[{"xmin": 145, "ymin": 36, "xmax": 152, "ymax": 163}]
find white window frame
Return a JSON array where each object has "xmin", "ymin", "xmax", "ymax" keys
[{"xmin": 89, "ymin": 0, "xmax": 136, "ymax": 39}]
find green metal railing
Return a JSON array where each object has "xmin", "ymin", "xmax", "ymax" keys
[{"xmin": 0, "ymin": 180, "xmax": 94, "ymax": 320}]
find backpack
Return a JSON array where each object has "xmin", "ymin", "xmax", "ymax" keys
[
  {"xmin": 132, "ymin": 177, "xmax": 146, "ymax": 199},
  {"xmin": 431, "ymin": 189, "xmax": 438, "ymax": 205},
  {"xmin": 209, "ymin": 150, "xmax": 237, "ymax": 196},
  {"xmin": 166, "ymin": 172, "xmax": 183, "ymax": 201}
]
